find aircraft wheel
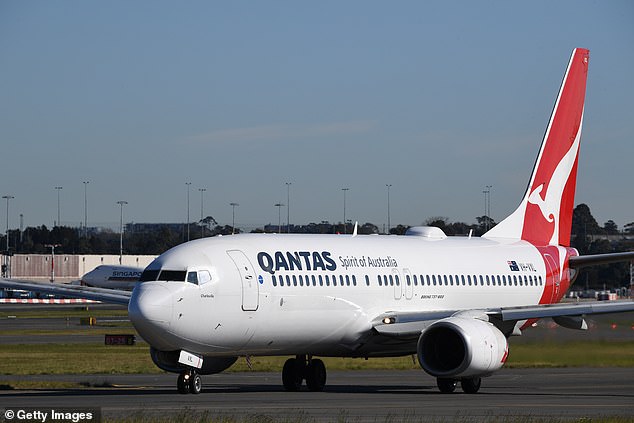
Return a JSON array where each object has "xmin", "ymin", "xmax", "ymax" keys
[
  {"xmin": 177, "ymin": 372, "xmax": 190, "ymax": 394},
  {"xmin": 461, "ymin": 377, "xmax": 481, "ymax": 394},
  {"xmin": 282, "ymin": 358, "xmax": 303, "ymax": 391},
  {"xmin": 305, "ymin": 359, "xmax": 327, "ymax": 392},
  {"xmin": 437, "ymin": 378, "xmax": 457, "ymax": 394},
  {"xmin": 189, "ymin": 372, "xmax": 202, "ymax": 394}
]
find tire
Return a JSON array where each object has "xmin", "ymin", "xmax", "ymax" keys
[
  {"xmin": 282, "ymin": 358, "xmax": 303, "ymax": 391},
  {"xmin": 461, "ymin": 377, "xmax": 481, "ymax": 394},
  {"xmin": 305, "ymin": 359, "xmax": 327, "ymax": 392},
  {"xmin": 177, "ymin": 373, "xmax": 190, "ymax": 394},
  {"xmin": 189, "ymin": 373, "xmax": 202, "ymax": 395},
  {"xmin": 437, "ymin": 378, "xmax": 457, "ymax": 393}
]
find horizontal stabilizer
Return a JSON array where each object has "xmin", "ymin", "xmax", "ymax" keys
[{"xmin": 569, "ymin": 251, "xmax": 634, "ymax": 268}]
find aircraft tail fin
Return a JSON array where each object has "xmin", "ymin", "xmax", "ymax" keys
[{"xmin": 483, "ymin": 48, "xmax": 589, "ymax": 247}]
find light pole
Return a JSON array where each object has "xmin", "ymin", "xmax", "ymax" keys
[
  {"xmin": 185, "ymin": 182, "xmax": 191, "ymax": 241},
  {"xmin": 44, "ymin": 243, "xmax": 61, "ymax": 282},
  {"xmin": 3, "ymin": 195, "xmax": 14, "ymax": 252},
  {"xmin": 199, "ymin": 188, "xmax": 206, "ymax": 238},
  {"xmin": 83, "ymin": 181, "xmax": 89, "ymax": 238},
  {"xmin": 55, "ymin": 186, "xmax": 63, "ymax": 227},
  {"xmin": 483, "ymin": 185, "xmax": 492, "ymax": 231},
  {"xmin": 117, "ymin": 201, "xmax": 128, "ymax": 265},
  {"xmin": 230, "ymin": 203, "xmax": 239, "ymax": 234},
  {"xmin": 342, "ymin": 188, "xmax": 349, "ymax": 234},
  {"xmin": 386, "ymin": 184, "xmax": 392, "ymax": 234},
  {"xmin": 285, "ymin": 182, "xmax": 292, "ymax": 233},
  {"xmin": 274, "ymin": 203, "xmax": 284, "ymax": 233}
]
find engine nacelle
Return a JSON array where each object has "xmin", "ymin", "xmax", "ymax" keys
[
  {"xmin": 150, "ymin": 347, "xmax": 237, "ymax": 375},
  {"xmin": 417, "ymin": 317, "xmax": 508, "ymax": 378}
]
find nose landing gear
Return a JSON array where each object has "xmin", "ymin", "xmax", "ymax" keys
[{"xmin": 177, "ymin": 369, "xmax": 202, "ymax": 394}]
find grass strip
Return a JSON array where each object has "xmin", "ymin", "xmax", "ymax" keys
[{"xmin": 0, "ymin": 340, "xmax": 632, "ymax": 376}]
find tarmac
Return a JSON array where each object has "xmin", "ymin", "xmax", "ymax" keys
[{"xmin": 1, "ymin": 369, "xmax": 633, "ymax": 422}]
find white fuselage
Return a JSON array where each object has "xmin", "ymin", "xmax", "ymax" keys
[
  {"xmin": 82, "ymin": 265, "xmax": 142, "ymax": 290},
  {"xmin": 129, "ymin": 232, "xmax": 565, "ymax": 358}
]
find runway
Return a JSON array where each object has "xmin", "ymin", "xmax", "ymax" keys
[{"xmin": 1, "ymin": 368, "xmax": 632, "ymax": 422}]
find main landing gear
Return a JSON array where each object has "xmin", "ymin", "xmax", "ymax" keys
[
  {"xmin": 177, "ymin": 369, "xmax": 202, "ymax": 394},
  {"xmin": 282, "ymin": 355, "xmax": 327, "ymax": 392},
  {"xmin": 436, "ymin": 376, "xmax": 482, "ymax": 394}
]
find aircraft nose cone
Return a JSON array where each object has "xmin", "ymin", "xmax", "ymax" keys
[{"xmin": 129, "ymin": 283, "xmax": 172, "ymax": 329}]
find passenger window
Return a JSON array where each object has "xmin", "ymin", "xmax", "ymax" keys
[{"xmin": 186, "ymin": 272, "xmax": 198, "ymax": 284}]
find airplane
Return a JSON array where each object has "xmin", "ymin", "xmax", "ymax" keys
[
  {"xmin": 2, "ymin": 48, "xmax": 634, "ymax": 395},
  {"xmin": 80, "ymin": 265, "xmax": 143, "ymax": 290}
]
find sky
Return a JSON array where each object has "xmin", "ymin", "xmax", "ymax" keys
[{"xmin": 1, "ymin": 1, "xmax": 633, "ymax": 232}]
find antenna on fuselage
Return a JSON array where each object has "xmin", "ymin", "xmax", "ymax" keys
[{"xmin": 352, "ymin": 222, "xmax": 358, "ymax": 237}]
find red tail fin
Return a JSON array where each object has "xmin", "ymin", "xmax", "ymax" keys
[{"xmin": 484, "ymin": 48, "xmax": 589, "ymax": 247}]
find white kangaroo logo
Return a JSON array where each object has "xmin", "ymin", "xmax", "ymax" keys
[{"xmin": 527, "ymin": 121, "xmax": 582, "ymax": 245}]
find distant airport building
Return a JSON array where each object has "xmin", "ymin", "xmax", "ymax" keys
[{"xmin": 5, "ymin": 254, "xmax": 156, "ymax": 283}]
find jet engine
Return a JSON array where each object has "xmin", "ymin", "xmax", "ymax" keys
[
  {"xmin": 150, "ymin": 347, "xmax": 238, "ymax": 375},
  {"xmin": 417, "ymin": 317, "xmax": 508, "ymax": 378}
]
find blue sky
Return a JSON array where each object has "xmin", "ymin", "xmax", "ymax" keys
[{"xmin": 1, "ymin": 1, "xmax": 633, "ymax": 231}]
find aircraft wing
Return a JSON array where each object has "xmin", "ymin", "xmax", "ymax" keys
[
  {"xmin": 373, "ymin": 300, "xmax": 634, "ymax": 338},
  {"xmin": 0, "ymin": 278, "xmax": 131, "ymax": 305}
]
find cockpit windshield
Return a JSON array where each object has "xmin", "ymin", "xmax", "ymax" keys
[
  {"xmin": 139, "ymin": 269, "xmax": 186, "ymax": 282},
  {"xmin": 139, "ymin": 269, "xmax": 160, "ymax": 282}
]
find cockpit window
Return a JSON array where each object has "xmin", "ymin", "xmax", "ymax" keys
[
  {"xmin": 140, "ymin": 269, "xmax": 160, "ymax": 282},
  {"xmin": 158, "ymin": 270, "xmax": 187, "ymax": 282},
  {"xmin": 186, "ymin": 272, "xmax": 198, "ymax": 284},
  {"xmin": 198, "ymin": 270, "xmax": 212, "ymax": 285}
]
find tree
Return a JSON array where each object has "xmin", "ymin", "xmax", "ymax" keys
[
  {"xmin": 603, "ymin": 220, "xmax": 618, "ymax": 235},
  {"xmin": 199, "ymin": 216, "xmax": 218, "ymax": 237}
]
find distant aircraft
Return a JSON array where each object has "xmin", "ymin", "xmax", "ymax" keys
[
  {"xmin": 2, "ymin": 48, "xmax": 633, "ymax": 395},
  {"xmin": 80, "ymin": 265, "xmax": 143, "ymax": 290}
]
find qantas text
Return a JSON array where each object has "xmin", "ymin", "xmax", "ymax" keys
[{"xmin": 257, "ymin": 251, "xmax": 337, "ymax": 275}]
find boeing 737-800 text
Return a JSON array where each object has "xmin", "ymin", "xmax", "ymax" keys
[{"xmin": 2, "ymin": 48, "xmax": 633, "ymax": 395}]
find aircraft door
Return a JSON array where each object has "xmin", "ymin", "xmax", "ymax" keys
[
  {"xmin": 392, "ymin": 268, "xmax": 402, "ymax": 300},
  {"xmin": 227, "ymin": 250, "xmax": 259, "ymax": 311},
  {"xmin": 543, "ymin": 254, "xmax": 561, "ymax": 303}
]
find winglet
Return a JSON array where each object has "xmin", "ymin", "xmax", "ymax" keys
[{"xmin": 484, "ymin": 48, "xmax": 589, "ymax": 247}]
